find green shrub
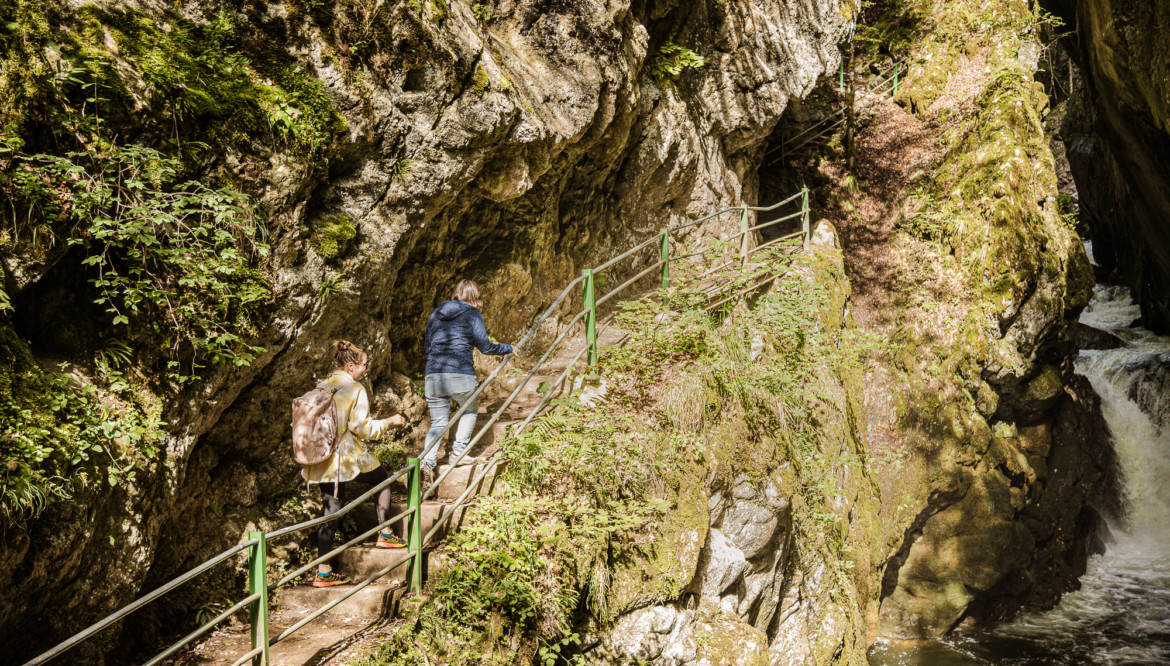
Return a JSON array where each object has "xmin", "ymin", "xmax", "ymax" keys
[
  {"xmin": 0, "ymin": 138, "xmax": 271, "ymax": 379},
  {"xmin": 0, "ymin": 327, "xmax": 164, "ymax": 525},
  {"xmin": 471, "ymin": 3, "xmax": 498, "ymax": 23}
]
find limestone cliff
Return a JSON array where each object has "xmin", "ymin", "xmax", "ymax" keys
[
  {"xmin": 0, "ymin": 0, "xmax": 854, "ymax": 661},
  {"xmin": 809, "ymin": 0, "xmax": 1117, "ymax": 640}
]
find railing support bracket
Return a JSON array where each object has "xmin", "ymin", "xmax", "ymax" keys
[{"xmin": 583, "ymin": 268, "xmax": 597, "ymax": 365}]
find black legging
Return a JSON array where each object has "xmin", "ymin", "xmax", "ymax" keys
[{"xmin": 317, "ymin": 468, "xmax": 393, "ymax": 563}]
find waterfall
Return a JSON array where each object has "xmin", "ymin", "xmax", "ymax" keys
[
  {"xmin": 870, "ymin": 285, "xmax": 1170, "ymax": 664},
  {"xmin": 968, "ymin": 285, "xmax": 1170, "ymax": 664}
]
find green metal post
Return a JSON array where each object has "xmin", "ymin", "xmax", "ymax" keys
[
  {"xmin": 407, "ymin": 458, "xmax": 423, "ymax": 595},
  {"xmin": 893, "ymin": 63, "xmax": 899, "ymax": 96},
  {"xmin": 247, "ymin": 531, "xmax": 270, "ymax": 666},
  {"xmin": 659, "ymin": 229, "xmax": 670, "ymax": 289},
  {"xmin": 839, "ymin": 59, "xmax": 845, "ymax": 92},
  {"xmin": 582, "ymin": 269, "xmax": 597, "ymax": 365},
  {"xmin": 801, "ymin": 187, "xmax": 810, "ymax": 251},
  {"xmin": 739, "ymin": 206, "xmax": 750, "ymax": 266}
]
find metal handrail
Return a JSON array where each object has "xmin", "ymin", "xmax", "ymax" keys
[
  {"xmin": 595, "ymin": 259, "xmax": 666, "ymax": 308},
  {"xmin": 24, "ymin": 537, "xmax": 260, "ymax": 666},
  {"xmin": 747, "ymin": 209, "xmax": 805, "ymax": 233},
  {"xmin": 411, "ymin": 272, "xmax": 588, "ymax": 473},
  {"xmin": 424, "ymin": 316, "xmax": 610, "ymax": 544},
  {"xmin": 142, "ymin": 592, "xmax": 262, "ymax": 666},
  {"xmin": 29, "ymin": 181, "xmax": 816, "ymax": 666},
  {"xmin": 420, "ymin": 306, "xmax": 590, "ymax": 503},
  {"xmin": 266, "ymin": 466, "xmax": 412, "ymax": 541},
  {"xmin": 423, "ymin": 334, "xmax": 596, "ymax": 543},
  {"xmin": 267, "ymin": 550, "xmax": 415, "ymax": 648},
  {"xmin": 766, "ymin": 58, "xmax": 908, "ymax": 160}
]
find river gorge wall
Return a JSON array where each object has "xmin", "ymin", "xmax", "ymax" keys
[
  {"xmin": 0, "ymin": 0, "xmax": 1130, "ymax": 663},
  {"xmin": 1041, "ymin": 0, "xmax": 1170, "ymax": 334}
]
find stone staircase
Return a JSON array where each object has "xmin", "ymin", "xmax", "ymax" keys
[{"xmin": 170, "ymin": 330, "xmax": 626, "ymax": 664}]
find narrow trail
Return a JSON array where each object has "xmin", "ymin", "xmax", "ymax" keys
[
  {"xmin": 812, "ymin": 54, "xmax": 985, "ymax": 472},
  {"xmin": 812, "ymin": 96, "xmax": 944, "ymax": 475},
  {"xmin": 166, "ymin": 325, "xmax": 631, "ymax": 665},
  {"xmin": 164, "ymin": 244, "xmax": 801, "ymax": 664},
  {"xmin": 821, "ymin": 97, "xmax": 941, "ymax": 329}
]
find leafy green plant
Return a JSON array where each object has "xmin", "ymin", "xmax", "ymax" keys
[
  {"xmin": 318, "ymin": 275, "xmax": 352, "ymax": 300},
  {"xmin": 651, "ymin": 42, "xmax": 708, "ymax": 80},
  {"xmin": 1, "ymin": 338, "xmax": 165, "ymax": 524},
  {"xmin": 195, "ymin": 600, "xmax": 227, "ymax": 626},
  {"xmin": 1056, "ymin": 192, "xmax": 1079, "ymax": 232},
  {"xmin": 373, "ymin": 439, "xmax": 407, "ymax": 469},
  {"xmin": 389, "ymin": 156, "xmax": 417, "ymax": 182},
  {"xmin": 471, "ymin": 3, "xmax": 498, "ymax": 23},
  {"xmin": 95, "ymin": 339, "xmax": 133, "ymax": 370},
  {"xmin": 2, "ymin": 142, "xmax": 270, "ymax": 378}
]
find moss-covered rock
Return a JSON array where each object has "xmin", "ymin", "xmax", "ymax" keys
[
  {"xmin": 849, "ymin": 0, "xmax": 1118, "ymax": 641},
  {"xmin": 309, "ymin": 214, "xmax": 358, "ymax": 260}
]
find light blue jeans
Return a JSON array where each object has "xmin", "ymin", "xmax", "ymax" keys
[{"xmin": 422, "ymin": 373, "xmax": 479, "ymax": 469}]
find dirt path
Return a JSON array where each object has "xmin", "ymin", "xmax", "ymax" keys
[{"xmin": 820, "ymin": 97, "xmax": 942, "ymax": 329}]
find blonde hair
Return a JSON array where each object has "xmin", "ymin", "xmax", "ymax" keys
[
  {"xmin": 452, "ymin": 279, "xmax": 483, "ymax": 309},
  {"xmin": 331, "ymin": 339, "xmax": 366, "ymax": 370}
]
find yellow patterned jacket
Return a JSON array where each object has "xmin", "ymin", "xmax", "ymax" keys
[{"xmin": 300, "ymin": 370, "xmax": 387, "ymax": 485}]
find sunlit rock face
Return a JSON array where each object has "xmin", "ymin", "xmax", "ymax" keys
[
  {"xmin": 1043, "ymin": 0, "xmax": 1170, "ymax": 333},
  {"xmin": 1, "ymin": 0, "xmax": 853, "ymax": 661}
]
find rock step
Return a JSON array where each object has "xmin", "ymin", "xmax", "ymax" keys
[
  {"xmin": 431, "ymin": 460, "xmax": 502, "ymax": 500},
  {"xmin": 350, "ymin": 460, "xmax": 502, "ymax": 504},
  {"xmin": 330, "ymin": 545, "xmax": 416, "ymax": 584},
  {"xmin": 352, "ymin": 500, "xmax": 467, "ymax": 542},
  {"xmin": 489, "ymin": 373, "xmax": 561, "ymax": 397},
  {"xmin": 310, "ymin": 546, "xmax": 468, "ymax": 590},
  {"xmin": 274, "ymin": 582, "xmax": 405, "ymax": 620}
]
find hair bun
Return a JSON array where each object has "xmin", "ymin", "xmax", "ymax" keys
[{"xmin": 333, "ymin": 340, "xmax": 351, "ymax": 352}]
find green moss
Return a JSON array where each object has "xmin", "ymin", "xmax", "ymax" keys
[
  {"xmin": 604, "ymin": 474, "xmax": 708, "ymax": 621},
  {"xmin": 309, "ymin": 215, "xmax": 357, "ymax": 259},
  {"xmin": 364, "ymin": 243, "xmax": 882, "ymax": 663},
  {"xmin": 470, "ymin": 65, "xmax": 490, "ymax": 95}
]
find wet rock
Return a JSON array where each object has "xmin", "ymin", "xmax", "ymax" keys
[
  {"xmin": 1126, "ymin": 352, "xmax": 1170, "ymax": 434},
  {"xmin": 1071, "ymin": 323, "xmax": 1123, "ymax": 350},
  {"xmin": 1044, "ymin": 0, "xmax": 1170, "ymax": 333},
  {"xmin": 878, "ymin": 375, "xmax": 1119, "ymax": 636},
  {"xmin": 3, "ymin": 0, "xmax": 854, "ymax": 658}
]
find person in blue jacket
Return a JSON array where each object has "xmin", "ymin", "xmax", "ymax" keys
[{"xmin": 421, "ymin": 279, "xmax": 513, "ymax": 487}]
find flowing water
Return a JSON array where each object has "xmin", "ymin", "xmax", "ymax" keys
[{"xmin": 870, "ymin": 285, "xmax": 1170, "ymax": 665}]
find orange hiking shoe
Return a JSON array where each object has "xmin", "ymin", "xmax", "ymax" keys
[
  {"xmin": 376, "ymin": 532, "xmax": 407, "ymax": 549},
  {"xmin": 312, "ymin": 571, "xmax": 351, "ymax": 587}
]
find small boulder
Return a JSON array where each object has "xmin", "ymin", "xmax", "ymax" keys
[{"xmin": 1071, "ymin": 323, "xmax": 1123, "ymax": 350}]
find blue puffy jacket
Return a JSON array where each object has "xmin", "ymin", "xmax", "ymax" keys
[{"xmin": 424, "ymin": 300, "xmax": 513, "ymax": 376}]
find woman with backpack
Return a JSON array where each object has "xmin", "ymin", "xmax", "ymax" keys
[
  {"xmin": 302, "ymin": 340, "xmax": 407, "ymax": 587},
  {"xmin": 421, "ymin": 279, "xmax": 513, "ymax": 488}
]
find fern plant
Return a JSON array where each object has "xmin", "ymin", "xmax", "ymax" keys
[{"xmin": 652, "ymin": 42, "xmax": 709, "ymax": 80}]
